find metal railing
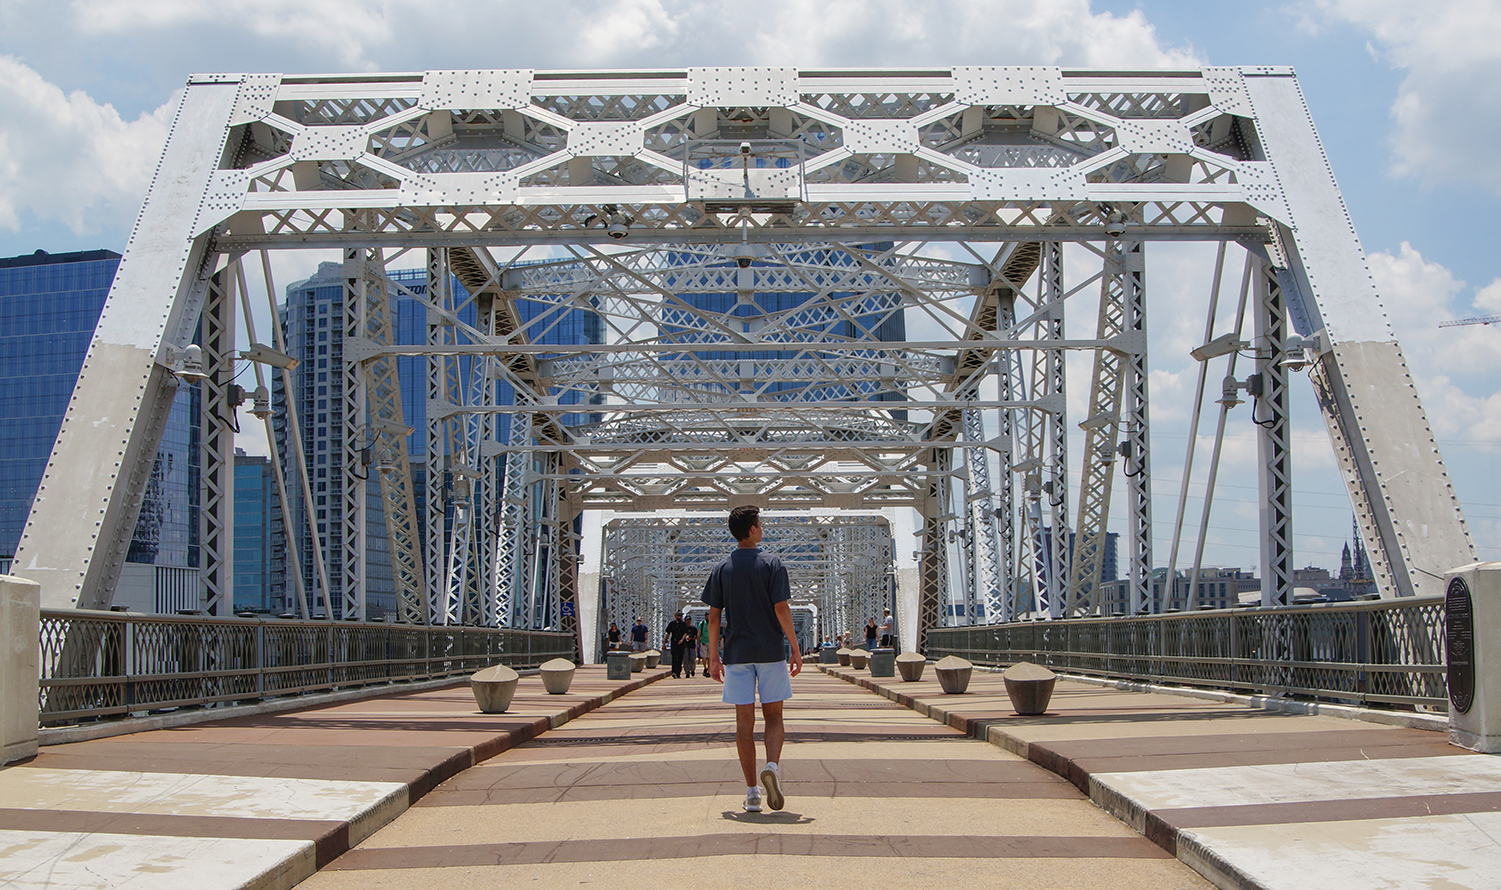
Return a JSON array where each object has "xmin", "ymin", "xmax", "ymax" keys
[
  {"xmin": 926, "ymin": 597, "xmax": 1447, "ymax": 710},
  {"xmin": 38, "ymin": 609, "xmax": 577, "ymax": 727}
]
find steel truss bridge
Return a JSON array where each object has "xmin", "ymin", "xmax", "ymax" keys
[{"xmin": 13, "ymin": 66, "xmax": 1474, "ymax": 657}]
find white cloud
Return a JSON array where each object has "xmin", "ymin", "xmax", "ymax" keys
[
  {"xmin": 1366, "ymin": 242, "xmax": 1501, "ymax": 440},
  {"xmin": 62, "ymin": 0, "xmax": 1198, "ymax": 72},
  {"xmin": 0, "ymin": 55, "xmax": 171, "ymax": 234},
  {"xmin": 1314, "ymin": 0, "xmax": 1501, "ymax": 194}
]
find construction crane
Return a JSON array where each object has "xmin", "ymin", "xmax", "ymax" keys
[{"xmin": 1439, "ymin": 315, "xmax": 1501, "ymax": 328}]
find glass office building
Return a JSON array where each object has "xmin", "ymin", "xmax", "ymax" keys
[
  {"xmin": 233, "ymin": 449, "xmax": 286, "ymax": 613},
  {"xmin": 275, "ymin": 260, "xmax": 602, "ymax": 622},
  {"xmin": 0, "ymin": 248, "xmax": 200, "ymax": 610}
]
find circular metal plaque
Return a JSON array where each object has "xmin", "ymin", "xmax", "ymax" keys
[{"xmin": 1447, "ymin": 576, "xmax": 1475, "ymax": 714}]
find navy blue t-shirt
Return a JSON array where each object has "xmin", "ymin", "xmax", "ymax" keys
[{"xmin": 701, "ymin": 547, "xmax": 791, "ymax": 664}]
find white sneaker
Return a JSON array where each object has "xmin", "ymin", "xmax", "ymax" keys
[
  {"xmin": 760, "ymin": 765, "xmax": 784, "ymax": 811},
  {"xmin": 743, "ymin": 787, "xmax": 763, "ymax": 813}
]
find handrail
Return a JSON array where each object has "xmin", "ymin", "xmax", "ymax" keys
[
  {"xmin": 925, "ymin": 597, "xmax": 1447, "ymax": 710},
  {"xmin": 37, "ymin": 609, "xmax": 576, "ymax": 727}
]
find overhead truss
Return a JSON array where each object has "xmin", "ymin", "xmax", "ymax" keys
[{"xmin": 14, "ymin": 67, "xmax": 1473, "ymax": 651}]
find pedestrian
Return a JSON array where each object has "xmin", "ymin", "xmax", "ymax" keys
[
  {"xmin": 698, "ymin": 615, "xmax": 711, "ymax": 675},
  {"xmin": 607, "ymin": 622, "xmax": 622, "ymax": 650},
  {"xmin": 684, "ymin": 622, "xmax": 699, "ymax": 677},
  {"xmin": 667, "ymin": 610, "xmax": 692, "ymax": 678},
  {"xmin": 631, "ymin": 616, "xmax": 648, "ymax": 652},
  {"xmin": 864, "ymin": 617, "xmax": 878, "ymax": 651},
  {"xmin": 703, "ymin": 505, "xmax": 803, "ymax": 813},
  {"xmin": 878, "ymin": 608, "xmax": 894, "ymax": 649}
]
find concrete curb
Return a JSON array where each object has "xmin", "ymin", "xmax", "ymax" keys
[
  {"xmin": 39, "ymin": 673, "xmax": 534, "ymax": 745},
  {"xmin": 819, "ymin": 665, "xmax": 1271, "ymax": 890},
  {"xmin": 241, "ymin": 666, "xmax": 669, "ymax": 890}
]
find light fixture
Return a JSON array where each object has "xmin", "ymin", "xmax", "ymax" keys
[
  {"xmin": 240, "ymin": 343, "xmax": 299, "ymax": 370},
  {"xmin": 1190, "ymin": 333, "xmax": 1248, "ymax": 362}
]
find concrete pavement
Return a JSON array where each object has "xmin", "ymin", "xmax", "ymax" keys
[
  {"xmin": 0, "ymin": 665, "xmax": 668, "ymax": 889},
  {"xmin": 825, "ymin": 664, "xmax": 1501, "ymax": 890},
  {"xmin": 301, "ymin": 668, "xmax": 1211, "ymax": 889}
]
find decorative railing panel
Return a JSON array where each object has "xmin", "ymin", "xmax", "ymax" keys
[
  {"xmin": 926, "ymin": 598, "xmax": 1446, "ymax": 709},
  {"xmin": 38, "ymin": 610, "xmax": 575, "ymax": 727}
]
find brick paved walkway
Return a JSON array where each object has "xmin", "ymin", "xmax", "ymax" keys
[
  {"xmin": 825, "ymin": 664, "xmax": 1501, "ymax": 890},
  {"xmin": 301, "ymin": 668, "xmax": 1208, "ymax": 889}
]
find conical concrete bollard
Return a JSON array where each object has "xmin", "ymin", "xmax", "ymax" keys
[
  {"xmin": 935, "ymin": 656, "xmax": 973, "ymax": 694},
  {"xmin": 540, "ymin": 658, "xmax": 577, "ymax": 694},
  {"xmin": 896, "ymin": 652, "xmax": 926, "ymax": 682},
  {"xmin": 849, "ymin": 649, "xmax": 870, "ymax": 670},
  {"xmin": 1002, "ymin": 661, "xmax": 1057, "ymax": 715},
  {"xmin": 471, "ymin": 664, "xmax": 521, "ymax": 713},
  {"xmin": 836, "ymin": 648, "xmax": 852, "ymax": 667},
  {"xmin": 629, "ymin": 651, "xmax": 647, "ymax": 673},
  {"xmin": 644, "ymin": 649, "xmax": 661, "ymax": 669}
]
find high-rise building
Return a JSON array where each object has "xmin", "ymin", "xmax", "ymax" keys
[
  {"xmin": 0, "ymin": 249, "xmax": 200, "ymax": 611},
  {"xmin": 233, "ymin": 448, "xmax": 286, "ymax": 613}
]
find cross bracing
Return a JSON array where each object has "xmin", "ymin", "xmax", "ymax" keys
[
  {"xmin": 601, "ymin": 514, "xmax": 894, "ymax": 655},
  {"xmin": 15, "ymin": 67, "xmax": 1474, "ymax": 655}
]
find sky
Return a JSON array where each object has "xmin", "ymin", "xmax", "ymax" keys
[{"xmin": 1, "ymin": 0, "xmax": 1497, "ymax": 576}]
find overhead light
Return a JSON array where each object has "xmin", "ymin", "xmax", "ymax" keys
[
  {"xmin": 1191, "ymin": 333, "xmax": 1248, "ymax": 362},
  {"xmin": 241, "ymin": 343, "xmax": 300, "ymax": 370}
]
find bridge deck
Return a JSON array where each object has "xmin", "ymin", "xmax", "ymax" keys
[{"xmin": 1, "ymin": 664, "xmax": 1495, "ymax": 889}]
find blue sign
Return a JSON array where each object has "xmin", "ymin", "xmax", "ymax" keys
[{"xmin": 560, "ymin": 602, "xmax": 575, "ymax": 617}]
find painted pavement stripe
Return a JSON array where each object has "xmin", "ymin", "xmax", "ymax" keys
[
  {"xmin": 324, "ymin": 832, "xmax": 1175, "ymax": 869},
  {"xmin": 1154, "ymin": 790, "xmax": 1501, "ymax": 828},
  {"xmin": 0, "ymin": 767, "xmax": 406, "ymax": 823},
  {"xmin": 0, "ymin": 829, "xmax": 315, "ymax": 890},
  {"xmin": 1093, "ymin": 754, "xmax": 1501, "ymax": 811},
  {"xmin": 1181, "ymin": 811, "xmax": 1501, "ymax": 890},
  {"xmin": 0, "ymin": 809, "xmax": 352, "ymax": 868}
]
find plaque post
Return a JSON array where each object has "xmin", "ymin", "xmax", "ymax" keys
[
  {"xmin": 1447, "ymin": 562, "xmax": 1501, "ymax": 752},
  {"xmin": 1, "ymin": 575, "xmax": 40, "ymax": 765}
]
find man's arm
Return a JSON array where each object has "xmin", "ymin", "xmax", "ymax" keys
[
  {"xmin": 707, "ymin": 607, "xmax": 724, "ymax": 682},
  {"xmin": 773, "ymin": 601, "xmax": 804, "ymax": 677}
]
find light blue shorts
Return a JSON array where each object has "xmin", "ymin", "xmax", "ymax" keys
[{"xmin": 722, "ymin": 661, "xmax": 793, "ymax": 706}]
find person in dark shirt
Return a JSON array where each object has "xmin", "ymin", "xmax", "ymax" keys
[
  {"xmin": 666, "ymin": 610, "xmax": 692, "ymax": 678},
  {"xmin": 683, "ymin": 622, "xmax": 699, "ymax": 678},
  {"xmin": 630, "ymin": 617, "xmax": 648, "ymax": 652},
  {"xmin": 703, "ymin": 505, "xmax": 803, "ymax": 813},
  {"xmin": 606, "ymin": 623, "xmax": 621, "ymax": 650}
]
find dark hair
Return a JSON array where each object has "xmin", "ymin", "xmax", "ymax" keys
[{"xmin": 728, "ymin": 504, "xmax": 760, "ymax": 541}]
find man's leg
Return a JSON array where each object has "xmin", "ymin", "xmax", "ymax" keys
[
  {"xmin": 761, "ymin": 699, "xmax": 785, "ymax": 766},
  {"xmin": 734, "ymin": 703, "xmax": 758, "ymax": 787}
]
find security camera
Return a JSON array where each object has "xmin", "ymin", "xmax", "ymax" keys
[
  {"xmin": 1105, "ymin": 211, "xmax": 1126, "ymax": 237},
  {"xmin": 731, "ymin": 242, "xmax": 756, "ymax": 268},
  {"xmin": 606, "ymin": 221, "xmax": 629, "ymax": 239},
  {"xmin": 176, "ymin": 344, "xmax": 207, "ymax": 382},
  {"xmin": 248, "ymin": 385, "xmax": 273, "ymax": 420},
  {"xmin": 739, "ymin": 141, "xmax": 752, "ymax": 155}
]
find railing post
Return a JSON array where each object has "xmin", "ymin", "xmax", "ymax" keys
[{"xmin": 255, "ymin": 620, "xmax": 266, "ymax": 701}]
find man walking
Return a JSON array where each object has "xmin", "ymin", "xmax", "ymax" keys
[
  {"xmin": 703, "ymin": 505, "xmax": 803, "ymax": 813},
  {"xmin": 666, "ymin": 610, "xmax": 692, "ymax": 678},
  {"xmin": 630, "ymin": 616, "xmax": 648, "ymax": 652}
]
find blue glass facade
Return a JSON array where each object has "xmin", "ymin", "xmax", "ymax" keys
[
  {"xmin": 233, "ymin": 449, "xmax": 285, "ymax": 613},
  {"xmin": 274, "ymin": 261, "xmax": 602, "ymax": 621},
  {"xmin": 0, "ymin": 250, "xmax": 200, "ymax": 597}
]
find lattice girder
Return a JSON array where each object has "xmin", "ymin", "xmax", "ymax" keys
[{"xmin": 15, "ymin": 66, "xmax": 1472, "ymax": 648}]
